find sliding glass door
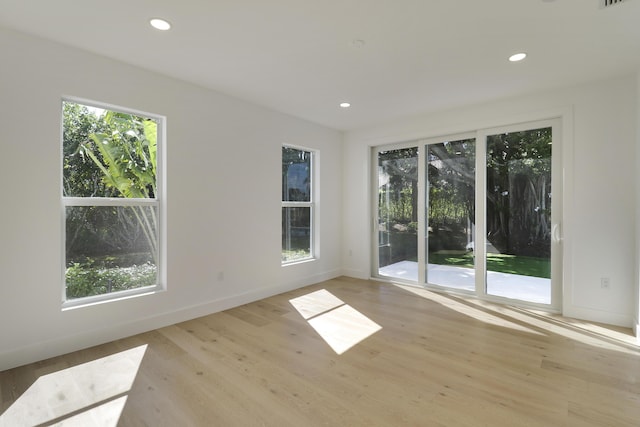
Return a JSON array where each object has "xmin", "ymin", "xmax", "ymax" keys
[
  {"xmin": 426, "ymin": 138, "xmax": 475, "ymax": 291},
  {"xmin": 482, "ymin": 124, "xmax": 559, "ymax": 305},
  {"xmin": 373, "ymin": 119, "xmax": 562, "ymax": 309},
  {"xmin": 376, "ymin": 147, "xmax": 419, "ymax": 282}
]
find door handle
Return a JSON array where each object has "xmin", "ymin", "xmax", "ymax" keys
[{"xmin": 552, "ymin": 223, "xmax": 562, "ymax": 243}]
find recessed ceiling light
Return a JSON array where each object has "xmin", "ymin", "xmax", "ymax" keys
[
  {"xmin": 509, "ymin": 52, "xmax": 527, "ymax": 62},
  {"xmin": 150, "ymin": 18, "xmax": 171, "ymax": 31},
  {"xmin": 340, "ymin": 102, "xmax": 351, "ymax": 108}
]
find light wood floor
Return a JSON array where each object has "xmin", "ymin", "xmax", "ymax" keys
[{"xmin": 2, "ymin": 276, "xmax": 640, "ymax": 426}]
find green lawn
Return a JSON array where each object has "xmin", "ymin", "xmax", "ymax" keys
[{"xmin": 428, "ymin": 252, "xmax": 550, "ymax": 279}]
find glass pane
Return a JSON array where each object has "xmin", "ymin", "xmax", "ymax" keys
[
  {"xmin": 282, "ymin": 207, "xmax": 311, "ymax": 262},
  {"xmin": 65, "ymin": 205, "xmax": 158, "ymax": 299},
  {"xmin": 62, "ymin": 101, "xmax": 157, "ymax": 198},
  {"xmin": 377, "ymin": 147, "xmax": 418, "ymax": 281},
  {"xmin": 282, "ymin": 147, "xmax": 311, "ymax": 202},
  {"xmin": 486, "ymin": 127, "xmax": 552, "ymax": 304},
  {"xmin": 427, "ymin": 139, "xmax": 476, "ymax": 291}
]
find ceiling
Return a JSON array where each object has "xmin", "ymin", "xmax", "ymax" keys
[{"xmin": 1, "ymin": 0, "xmax": 639, "ymax": 131}]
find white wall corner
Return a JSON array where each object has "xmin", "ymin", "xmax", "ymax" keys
[{"xmin": 342, "ymin": 268, "xmax": 370, "ymax": 280}]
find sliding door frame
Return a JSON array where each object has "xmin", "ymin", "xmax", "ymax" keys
[
  {"xmin": 476, "ymin": 118, "xmax": 563, "ymax": 310},
  {"xmin": 422, "ymin": 132, "xmax": 477, "ymax": 291},
  {"xmin": 371, "ymin": 118, "xmax": 563, "ymax": 312},
  {"xmin": 371, "ymin": 141, "xmax": 423, "ymax": 285}
]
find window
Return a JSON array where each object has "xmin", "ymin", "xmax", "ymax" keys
[
  {"xmin": 282, "ymin": 146, "xmax": 314, "ymax": 263},
  {"xmin": 62, "ymin": 100, "xmax": 163, "ymax": 305}
]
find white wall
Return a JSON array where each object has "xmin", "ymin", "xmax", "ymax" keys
[
  {"xmin": 0, "ymin": 27, "xmax": 343, "ymax": 371},
  {"xmin": 343, "ymin": 74, "xmax": 638, "ymax": 328}
]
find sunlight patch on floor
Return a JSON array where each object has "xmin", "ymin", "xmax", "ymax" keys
[
  {"xmin": 393, "ymin": 283, "xmax": 640, "ymax": 354},
  {"xmin": 288, "ymin": 289, "xmax": 344, "ymax": 320},
  {"xmin": 50, "ymin": 396, "xmax": 128, "ymax": 427},
  {"xmin": 497, "ymin": 305, "xmax": 640, "ymax": 354},
  {"xmin": 290, "ymin": 289, "xmax": 382, "ymax": 355},
  {"xmin": 0, "ymin": 345, "xmax": 146, "ymax": 426},
  {"xmin": 393, "ymin": 283, "xmax": 544, "ymax": 335}
]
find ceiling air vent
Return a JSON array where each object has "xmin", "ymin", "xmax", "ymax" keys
[{"xmin": 600, "ymin": 0, "xmax": 625, "ymax": 8}]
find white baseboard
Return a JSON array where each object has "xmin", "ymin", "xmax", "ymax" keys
[
  {"xmin": 0, "ymin": 270, "xmax": 342, "ymax": 371},
  {"xmin": 563, "ymin": 305, "xmax": 633, "ymax": 329}
]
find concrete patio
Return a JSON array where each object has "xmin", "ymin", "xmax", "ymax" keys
[{"xmin": 379, "ymin": 260, "xmax": 550, "ymax": 305}]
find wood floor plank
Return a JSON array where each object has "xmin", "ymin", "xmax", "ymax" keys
[{"xmin": 2, "ymin": 277, "xmax": 640, "ymax": 426}]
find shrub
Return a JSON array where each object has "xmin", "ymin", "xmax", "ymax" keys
[{"xmin": 66, "ymin": 260, "xmax": 156, "ymax": 299}]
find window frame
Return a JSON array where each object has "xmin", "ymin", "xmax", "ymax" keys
[
  {"xmin": 61, "ymin": 97, "xmax": 166, "ymax": 309},
  {"xmin": 282, "ymin": 144, "xmax": 316, "ymax": 265}
]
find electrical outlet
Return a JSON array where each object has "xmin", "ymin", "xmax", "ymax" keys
[{"xmin": 600, "ymin": 277, "xmax": 610, "ymax": 289}]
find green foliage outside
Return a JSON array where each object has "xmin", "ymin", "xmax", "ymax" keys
[
  {"xmin": 63, "ymin": 102, "xmax": 159, "ymax": 299},
  {"xmin": 81, "ymin": 108, "xmax": 159, "ymax": 263},
  {"xmin": 378, "ymin": 147, "xmax": 418, "ymax": 225},
  {"xmin": 282, "ymin": 247, "xmax": 311, "ymax": 263},
  {"xmin": 379, "ymin": 130, "xmax": 553, "ymax": 279},
  {"xmin": 486, "ymin": 128, "xmax": 552, "ymax": 256},
  {"xmin": 66, "ymin": 257, "xmax": 156, "ymax": 299}
]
